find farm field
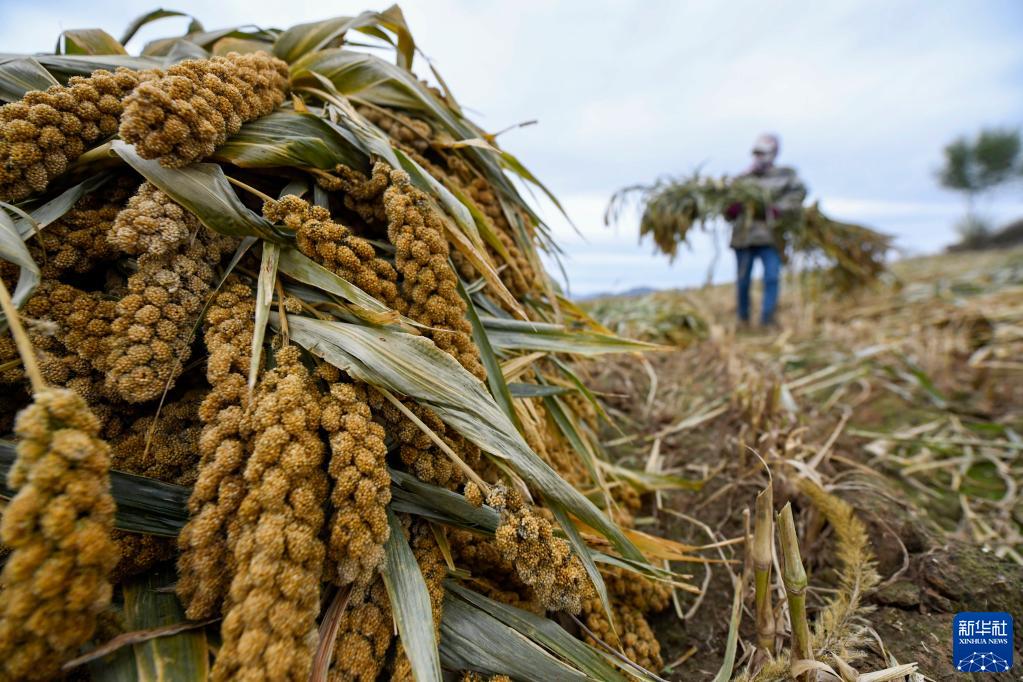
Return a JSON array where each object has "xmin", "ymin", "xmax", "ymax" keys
[{"xmin": 584, "ymin": 247, "xmax": 1023, "ymax": 680}]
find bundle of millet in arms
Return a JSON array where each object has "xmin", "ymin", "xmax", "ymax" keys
[
  {"xmin": 606, "ymin": 172, "xmax": 893, "ymax": 290},
  {"xmin": 0, "ymin": 7, "xmax": 687, "ymax": 681}
]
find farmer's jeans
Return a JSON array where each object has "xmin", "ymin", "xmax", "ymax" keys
[{"xmin": 735, "ymin": 245, "xmax": 780, "ymax": 325}]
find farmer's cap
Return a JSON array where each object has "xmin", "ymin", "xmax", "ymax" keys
[{"xmin": 752, "ymin": 133, "xmax": 780, "ymax": 156}]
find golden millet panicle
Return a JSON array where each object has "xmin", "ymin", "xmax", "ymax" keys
[
  {"xmin": 487, "ymin": 486, "xmax": 592, "ymax": 614},
  {"xmin": 461, "ymin": 674, "xmax": 512, "ymax": 682},
  {"xmin": 320, "ymin": 380, "xmax": 391, "ymax": 587},
  {"xmin": 357, "ymin": 105, "xmax": 433, "ymax": 154},
  {"xmin": 104, "ymin": 224, "xmax": 233, "ymax": 403},
  {"xmin": 176, "ymin": 280, "xmax": 254, "ymax": 619},
  {"xmin": 0, "ymin": 388, "xmax": 118, "ymax": 681},
  {"xmin": 464, "ymin": 481, "xmax": 484, "ymax": 507},
  {"xmin": 316, "ymin": 161, "xmax": 391, "ymax": 225},
  {"xmin": 262, "ymin": 195, "xmax": 406, "ymax": 313},
  {"xmin": 392, "ymin": 521, "xmax": 447, "ymax": 681},
  {"xmin": 120, "ymin": 52, "xmax": 289, "ymax": 168},
  {"xmin": 4, "ymin": 284, "xmax": 139, "ymax": 439},
  {"xmin": 24, "ymin": 281, "xmax": 117, "ymax": 373},
  {"xmin": 110, "ymin": 391, "xmax": 203, "ymax": 485},
  {"xmin": 31, "ymin": 175, "xmax": 138, "ymax": 278},
  {"xmin": 328, "ymin": 578, "xmax": 394, "ymax": 682},
  {"xmin": 382, "ymin": 166, "xmax": 485, "ymax": 380},
  {"xmin": 449, "ymin": 528, "xmax": 540, "ymax": 614},
  {"xmin": 10, "ymin": 284, "xmax": 116, "ymax": 409},
  {"xmin": 108, "ymin": 181, "xmax": 195, "ymax": 255},
  {"xmin": 0, "ymin": 68, "xmax": 151, "ymax": 202},
  {"xmin": 581, "ymin": 598, "xmax": 663, "ymax": 672},
  {"xmin": 367, "ymin": 388, "xmax": 471, "ymax": 489},
  {"xmin": 108, "ymin": 530, "xmax": 176, "ymax": 584},
  {"xmin": 603, "ymin": 566, "xmax": 672, "ymax": 614},
  {"xmin": 214, "ymin": 345, "xmax": 327, "ymax": 682}
]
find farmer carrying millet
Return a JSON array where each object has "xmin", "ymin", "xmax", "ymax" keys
[{"xmin": 725, "ymin": 133, "xmax": 807, "ymax": 328}]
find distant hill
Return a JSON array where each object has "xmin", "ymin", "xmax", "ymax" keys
[
  {"xmin": 576, "ymin": 285, "xmax": 660, "ymax": 301},
  {"xmin": 947, "ymin": 217, "xmax": 1023, "ymax": 252}
]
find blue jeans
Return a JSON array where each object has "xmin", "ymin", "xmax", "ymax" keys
[{"xmin": 735, "ymin": 245, "xmax": 780, "ymax": 324}]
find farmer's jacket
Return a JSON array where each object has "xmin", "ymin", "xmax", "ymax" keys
[{"xmin": 728, "ymin": 165, "xmax": 807, "ymax": 249}]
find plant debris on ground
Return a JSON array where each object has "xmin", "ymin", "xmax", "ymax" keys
[{"xmin": 584, "ymin": 246, "xmax": 1023, "ymax": 680}]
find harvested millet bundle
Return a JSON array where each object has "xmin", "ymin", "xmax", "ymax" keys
[
  {"xmin": 262, "ymin": 194, "xmax": 406, "ymax": 313},
  {"xmin": 120, "ymin": 51, "xmax": 289, "ymax": 168},
  {"xmin": 176, "ymin": 279, "xmax": 255, "ymax": 619},
  {"xmin": 320, "ymin": 378, "xmax": 391, "ymax": 587},
  {"xmin": 328, "ymin": 577, "xmax": 394, "ymax": 682},
  {"xmin": 104, "ymin": 225, "xmax": 234, "ymax": 403},
  {"xmin": 382, "ymin": 166, "xmax": 485, "ymax": 380},
  {"xmin": 214, "ymin": 345, "xmax": 327, "ymax": 682},
  {"xmin": 0, "ymin": 388, "xmax": 118, "ymax": 681},
  {"xmin": 392, "ymin": 521, "xmax": 447, "ymax": 681},
  {"xmin": 30, "ymin": 175, "xmax": 138, "ymax": 278},
  {"xmin": 0, "ymin": 68, "xmax": 152, "ymax": 202},
  {"xmin": 581, "ymin": 598, "xmax": 663, "ymax": 672},
  {"xmin": 486, "ymin": 486, "xmax": 592, "ymax": 614}
]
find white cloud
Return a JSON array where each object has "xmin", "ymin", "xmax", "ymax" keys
[{"xmin": 3, "ymin": 0, "xmax": 1020, "ymax": 294}]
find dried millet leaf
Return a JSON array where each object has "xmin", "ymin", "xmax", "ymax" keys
[{"xmin": 391, "ymin": 521, "xmax": 447, "ymax": 681}]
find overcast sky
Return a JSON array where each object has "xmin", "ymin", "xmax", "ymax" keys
[{"xmin": 3, "ymin": 1, "xmax": 1022, "ymax": 294}]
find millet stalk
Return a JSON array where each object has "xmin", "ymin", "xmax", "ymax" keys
[
  {"xmin": 753, "ymin": 485, "xmax": 775, "ymax": 656},
  {"xmin": 778, "ymin": 502, "xmax": 812, "ymax": 680}
]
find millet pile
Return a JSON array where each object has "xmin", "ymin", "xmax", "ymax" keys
[{"xmin": 0, "ymin": 13, "xmax": 670, "ymax": 681}]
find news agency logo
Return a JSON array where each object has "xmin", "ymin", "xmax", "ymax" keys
[{"xmin": 953, "ymin": 612, "xmax": 1013, "ymax": 673}]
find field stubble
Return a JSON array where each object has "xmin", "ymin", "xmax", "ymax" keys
[{"xmin": 584, "ymin": 247, "xmax": 1023, "ymax": 680}]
